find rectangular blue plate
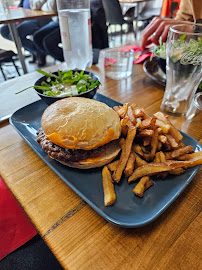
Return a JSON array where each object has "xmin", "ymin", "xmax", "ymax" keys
[{"xmin": 10, "ymin": 93, "xmax": 202, "ymax": 228}]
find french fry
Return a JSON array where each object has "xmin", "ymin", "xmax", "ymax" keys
[
  {"xmin": 124, "ymin": 151, "xmax": 136, "ymax": 177},
  {"xmin": 158, "ymin": 135, "xmax": 167, "ymax": 144},
  {"xmin": 133, "ymin": 144, "xmax": 144, "ymax": 156},
  {"xmin": 177, "ymin": 151, "xmax": 202, "ymax": 160},
  {"xmin": 134, "ymin": 153, "xmax": 147, "ymax": 168},
  {"xmin": 102, "ymin": 166, "xmax": 116, "ymax": 206},
  {"xmin": 151, "ymin": 129, "xmax": 159, "ymax": 158},
  {"xmin": 159, "ymin": 151, "xmax": 166, "ymax": 162},
  {"xmin": 107, "ymin": 160, "xmax": 119, "ymax": 172},
  {"xmin": 116, "ymin": 103, "xmax": 129, "ymax": 119},
  {"xmin": 113, "ymin": 126, "xmax": 137, "ymax": 183},
  {"xmin": 155, "ymin": 119, "xmax": 170, "ymax": 133},
  {"xmin": 154, "ymin": 112, "xmax": 183, "ymax": 142},
  {"xmin": 140, "ymin": 129, "xmax": 154, "ymax": 137},
  {"xmin": 127, "ymin": 106, "xmax": 137, "ymax": 125},
  {"xmin": 128, "ymin": 160, "xmax": 191, "ymax": 183},
  {"xmin": 133, "ymin": 176, "xmax": 154, "ymax": 197},
  {"xmin": 143, "ymin": 136, "xmax": 151, "ymax": 147},
  {"xmin": 154, "ymin": 152, "xmax": 161, "ymax": 163},
  {"xmin": 169, "ymin": 168, "xmax": 184, "ymax": 175},
  {"xmin": 165, "ymin": 145, "xmax": 194, "ymax": 160},
  {"xmin": 165, "ymin": 134, "xmax": 179, "ymax": 149},
  {"xmin": 141, "ymin": 117, "xmax": 156, "ymax": 129}
]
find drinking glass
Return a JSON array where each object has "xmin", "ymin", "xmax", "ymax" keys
[
  {"xmin": 103, "ymin": 48, "xmax": 134, "ymax": 80},
  {"xmin": 181, "ymin": 92, "xmax": 202, "ymax": 141},
  {"xmin": 161, "ymin": 23, "xmax": 202, "ymax": 116},
  {"xmin": 56, "ymin": 0, "xmax": 92, "ymax": 70}
]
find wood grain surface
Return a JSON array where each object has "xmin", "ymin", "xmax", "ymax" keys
[
  {"xmin": 0, "ymin": 8, "xmax": 56, "ymax": 24},
  {"xmin": 0, "ymin": 61, "xmax": 201, "ymax": 270}
]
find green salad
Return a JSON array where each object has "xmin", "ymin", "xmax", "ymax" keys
[
  {"xmin": 153, "ymin": 38, "xmax": 166, "ymax": 59},
  {"xmin": 16, "ymin": 69, "xmax": 101, "ymax": 97}
]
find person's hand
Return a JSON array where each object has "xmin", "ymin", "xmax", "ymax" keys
[{"xmin": 140, "ymin": 17, "xmax": 187, "ymax": 49}]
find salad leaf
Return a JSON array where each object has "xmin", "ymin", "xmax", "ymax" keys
[{"xmin": 16, "ymin": 69, "xmax": 101, "ymax": 97}]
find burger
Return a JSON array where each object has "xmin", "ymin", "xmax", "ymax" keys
[{"xmin": 36, "ymin": 97, "xmax": 121, "ymax": 169}]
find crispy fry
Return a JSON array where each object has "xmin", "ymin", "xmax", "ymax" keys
[
  {"xmin": 133, "ymin": 108, "xmax": 148, "ymax": 119},
  {"xmin": 143, "ymin": 136, "xmax": 151, "ymax": 146},
  {"xmin": 159, "ymin": 151, "xmax": 166, "ymax": 162},
  {"xmin": 102, "ymin": 166, "xmax": 116, "ymax": 206},
  {"xmin": 124, "ymin": 151, "xmax": 136, "ymax": 177},
  {"xmin": 117, "ymin": 103, "xmax": 129, "ymax": 119},
  {"xmin": 167, "ymin": 122, "xmax": 183, "ymax": 143},
  {"xmin": 141, "ymin": 117, "xmax": 156, "ymax": 129},
  {"xmin": 154, "ymin": 112, "xmax": 183, "ymax": 142},
  {"xmin": 154, "ymin": 152, "xmax": 161, "ymax": 163},
  {"xmin": 151, "ymin": 129, "xmax": 159, "ymax": 158},
  {"xmin": 133, "ymin": 144, "xmax": 144, "ymax": 156},
  {"xmin": 165, "ymin": 134, "xmax": 179, "ymax": 149},
  {"xmin": 140, "ymin": 129, "xmax": 154, "ymax": 137},
  {"xmin": 107, "ymin": 160, "xmax": 119, "ymax": 172},
  {"xmin": 113, "ymin": 126, "xmax": 137, "ymax": 183},
  {"xmin": 169, "ymin": 168, "xmax": 184, "ymax": 175},
  {"xmin": 177, "ymin": 151, "xmax": 202, "ymax": 160},
  {"xmin": 134, "ymin": 153, "xmax": 147, "ymax": 168},
  {"xmin": 128, "ymin": 160, "xmax": 190, "ymax": 183},
  {"xmin": 158, "ymin": 135, "xmax": 167, "ymax": 144},
  {"xmin": 165, "ymin": 145, "xmax": 194, "ymax": 160},
  {"xmin": 133, "ymin": 176, "xmax": 154, "ymax": 197},
  {"xmin": 155, "ymin": 119, "xmax": 170, "ymax": 133},
  {"xmin": 127, "ymin": 106, "xmax": 137, "ymax": 125}
]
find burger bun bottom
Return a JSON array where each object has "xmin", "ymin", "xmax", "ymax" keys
[{"xmin": 55, "ymin": 141, "xmax": 121, "ymax": 169}]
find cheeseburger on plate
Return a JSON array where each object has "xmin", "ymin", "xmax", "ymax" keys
[{"xmin": 36, "ymin": 97, "xmax": 121, "ymax": 169}]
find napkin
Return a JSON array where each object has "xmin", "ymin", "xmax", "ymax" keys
[
  {"xmin": 119, "ymin": 45, "xmax": 152, "ymax": 64},
  {"xmin": 0, "ymin": 178, "xmax": 37, "ymax": 261}
]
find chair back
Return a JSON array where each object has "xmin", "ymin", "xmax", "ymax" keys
[
  {"xmin": 139, "ymin": 0, "xmax": 164, "ymax": 20},
  {"xmin": 102, "ymin": 0, "xmax": 125, "ymax": 25}
]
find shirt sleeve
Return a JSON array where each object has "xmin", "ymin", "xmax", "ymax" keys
[{"xmin": 175, "ymin": 0, "xmax": 202, "ymax": 22}]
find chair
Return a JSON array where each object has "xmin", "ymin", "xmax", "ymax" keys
[
  {"xmin": 102, "ymin": 0, "xmax": 137, "ymax": 43},
  {"xmin": 0, "ymin": 49, "xmax": 20, "ymax": 80},
  {"xmin": 138, "ymin": 0, "xmax": 164, "ymax": 25}
]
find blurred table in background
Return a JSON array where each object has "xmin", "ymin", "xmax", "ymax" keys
[{"xmin": 0, "ymin": 7, "xmax": 56, "ymax": 74}]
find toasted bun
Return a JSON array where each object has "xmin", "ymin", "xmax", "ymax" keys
[
  {"xmin": 41, "ymin": 97, "xmax": 121, "ymax": 150},
  {"xmin": 55, "ymin": 141, "xmax": 121, "ymax": 169}
]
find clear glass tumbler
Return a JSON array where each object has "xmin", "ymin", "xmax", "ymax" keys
[
  {"xmin": 181, "ymin": 92, "xmax": 202, "ymax": 141},
  {"xmin": 161, "ymin": 23, "xmax": 202, "ymax": 116},
  {"xmin": 103, "ymin": 48, "xmax": 134, "ymax": 80},
  {"xmin": 56, "ymin": 0, "xmax": 92, "ymax": 70}
]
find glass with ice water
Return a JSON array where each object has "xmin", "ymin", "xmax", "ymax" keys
[
  {"xmin": 56, "ymin": 0, "xmax": 92, "ymax": 70},
  {"xmin": 161, "ymin": 23, "xmax": 202, "ymax": 116},
  {"xmin": 103, "ymin": 48, "xmax": 134, "ymax": 80}
]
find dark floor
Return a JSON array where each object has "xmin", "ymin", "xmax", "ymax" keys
[{"xmin": 1, "ymin": 235, "xmax": 64, "ymax": 270}]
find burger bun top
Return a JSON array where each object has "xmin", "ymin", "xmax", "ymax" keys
[{"xmin": 41, "ymin": 97, "xmax": 121, "ymax": 150}]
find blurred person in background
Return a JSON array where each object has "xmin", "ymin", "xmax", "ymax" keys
[
  {"xmin": 31, "ymin": 0, "xmax": 62, "ymax": 65},
  {"xmin": 32, "ymin": 0, "xmax": 108, "ymax": 65},
  {"xmin": 141, "ymin": 0, "xmax": 202, "ymax": 49},
  {"xmin": 0, "ymin": 0, "xmax": 51, "ymax": 65}
]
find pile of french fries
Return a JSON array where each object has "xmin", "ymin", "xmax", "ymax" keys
[{"xmin": 102, "ymin": 103, "xmax": 202, "ymax": 206}]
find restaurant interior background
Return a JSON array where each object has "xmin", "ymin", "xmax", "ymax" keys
[{"xmin": 0, "ymin": 0, "xmax": 165, "ymax": 82}]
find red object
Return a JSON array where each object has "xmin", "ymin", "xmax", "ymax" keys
[
  {"xmin": 119, "ymin": 45, "xmax": 152, "ymax": 64},
  {"xmin": 0, "ymin": 178, "xmax": 37, "ymax": 261},
  {"xmin": 160, "ymin": 0, "xmax": 181, "ymax": 18}
]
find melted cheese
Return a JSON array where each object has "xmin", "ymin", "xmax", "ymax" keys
[{"xmin": 46, "ymin": 128, "xmax": 116, "ymax": 150}]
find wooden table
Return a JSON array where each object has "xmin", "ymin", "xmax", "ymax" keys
[
  {"xmin": 0, "ymin": 7, "xmax": 56, "ymax": 74},
  {"xmin": 0, "ymin": 61, "xmax": 202, "ymax": 270}
]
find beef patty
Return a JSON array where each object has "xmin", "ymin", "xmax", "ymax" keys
[{"xmin": 36, "ymin": 128, "xmax": 104, "ymax": 163}]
